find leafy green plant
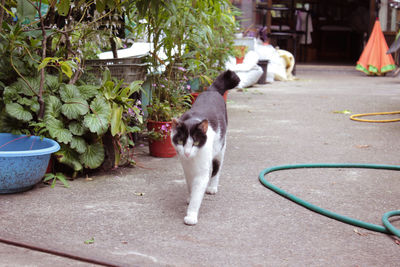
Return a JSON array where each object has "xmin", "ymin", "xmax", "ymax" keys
[
  {"xmin": 146, "ymin": 119, "xmax": 172, "ymax": 141},
  {"xmin": 130, "ymin": 0, "xmax": 240, "ymax": 122},
  {"xmin": 38, "ymin": 57, "xmax": 80, "ymax": 80},
  {"xmin": 44, "ymin": 172, "xmax": 70, "ymax": 188},
  {"xmin": 146, "ymin": 66, "xmax": 192, "ymax": 123},
  {"xmin": 99, "ymin": 69, "xmax": 144, "ymax": 167},
  {"xmin": 1, "ymin": 72, "xmax": 144, "ymax": 177},
  {"xmin": 233, "ymin": 45, "xmax": 249, "ymax": 59},
  {"xmin": 0, "ymin": 0, "xmax": 146, "ymax": 178}
]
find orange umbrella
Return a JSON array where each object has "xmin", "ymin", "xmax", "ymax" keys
[{"xmin": 356, "ymin": 19, "xmax": 396, "ymax": 76}]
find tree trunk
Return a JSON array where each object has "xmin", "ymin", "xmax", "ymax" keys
[{"xmin": 110, "ymin": 37, "xmax": 118, "ymax": 58}]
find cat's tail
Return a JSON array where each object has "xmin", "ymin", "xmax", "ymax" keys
[{"xmin": 207, "ymin": 70, "xmax": 240, "ymax": 96}]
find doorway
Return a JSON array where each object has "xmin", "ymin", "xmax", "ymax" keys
[{"xmin": 246, "ymin": 0, "xmax": 390, "ymax": 64}]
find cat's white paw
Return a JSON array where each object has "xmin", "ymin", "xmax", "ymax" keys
[
  {"xmin": 184, "ymin": 214, "xmax": 198, "ymax": 225},
  {"xmin": 206, "ymin": 186, "xmax": 218, "ymax": 195}
]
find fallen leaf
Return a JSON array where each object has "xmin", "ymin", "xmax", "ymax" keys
[
  {"xmin": 356, "ymin": 145, "xmax": 370, "ymax": 149},
  {"xmin": 84, "ymin": 237, "xmax": 95, "ymax": 244},
  {"xmin": 353, "ymin": 228, "xmax": 367, "ymax": 236},
  {"xmin": 333, "ymin": 110, "xmax": 352, "ymax": 114}
]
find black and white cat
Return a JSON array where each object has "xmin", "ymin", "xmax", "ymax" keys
[{"xmin": 171, "ymin": 70, "xmax": 240, "ymax": 225}]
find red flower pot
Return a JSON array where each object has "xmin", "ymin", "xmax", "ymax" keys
[
  {"xmin": 147, "ymin": 120, "xmax": 176, "ymax": 158},
  {"xmin": 236, "ymin": 57, "xmax": 244, "ymax": 64},
  {"xmin": 190, "ymin": 92, "xmax": 200, "ymax": 104}
]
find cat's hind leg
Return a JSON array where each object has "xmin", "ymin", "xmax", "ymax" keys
[{"xmin": 206, "ymin": 144, "xmax": 226, "ymax": 195}]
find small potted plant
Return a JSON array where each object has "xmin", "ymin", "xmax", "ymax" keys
[
  {"xmin": 233, "ymin": 45, "xmax": 248, "ymax": 64},
  {"xmin": 146, "ymin": 66, "xmax": 191, "ymax": 157}
]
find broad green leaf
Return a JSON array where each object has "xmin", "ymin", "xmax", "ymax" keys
[
  {"xmin": 69, "ymin": 121, "xmax": 87, "ymax": 136},
  {"xmin": 60, "ymin": 84, "xmax": 81, "ymax": 102},
  {"xmin": 127, "ymin": 80, "xmax": 144, "ymax": 95},
  {"xmin": 70, "ymin": 136, "xmax": 87, "ymax": 154},
  {"xmin": 57, "ymin": 0, "xmax": 71, "ymax": 16},
  {"xmin": 0, "ymin": 113, "xmax": 25, "ymax": 133},
  {"xmin": 54, "ymin": 147, "xmax": 83, "ymax": 172},
  {"xmin": 80, "ymin": 142, "xmax": 105, "ymax": 169},
  {"xmin": 16, "ymin": 96, "xmax": 40, "ymax": 113},
  {"xmin": 84, "ymin": 114, "xmax": 109, "ymax": 135},
  {"xmin": 4, "ymin": 77, "xmax": 39, "ymax": 99},
  {"xmin": 5, "ymin": 103, "xmax": 33, "ymax": 121},
  {"xmin": 110, "ymin": 104, "xmax": 123, "ymax": 136},
  {"xmin": 30, "ymin": 101, "xmax": 40, "ymax": 113},
  {"xmin": 106, "ymin": 0, "xmax": 116, "ymax": 9},
  {"xmin": 46, "ymin": 117, "xmax": 72, "ymax": 144},
  {"xmin": 77, "ymin": 85, "xmax": 99, "ymax": 100},
  {"xmin": 3, "ymin": 81, "xmax": 24, "ymax": 103},
  {"xmin": 127, "ymin": 125, "xmax": 141, "ymax": 133},
  {"xmin": 96, "ymin": 0, "xmax": 106, "ymax": 13},
  {"xmin": 17, "ymin": 97, "xmax": 34, "ymax": 106},
  {"xmin": 45, "ymin": 75, "xmax": 60, "ymax": 92},
  {"xmin": 24, "ymin": 76, "xmax": 41, "ymax": 96},
  {"xmin": 38, "ymin": 57, "xmax": 53, "ymax": 70},
  {"xmin": 60, "ymin": 62, "xmax": 73, "ymax": 78},
  {"xmin": 61, "ymin": 98, "xmax": 89, "ymax": 119},
  {"xmin": 44, "ymin": 95, "xmax": 62, "ymax": 119},
  {"xmin": 84, "ymin": 96, "xmax": 111, "ymax": 135}
]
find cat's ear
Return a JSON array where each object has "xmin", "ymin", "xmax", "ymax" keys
[
  {"xmin": 198, "ymin": 120, "xmax": 208, "ymax": 134},
  {"xmin": 172, "ymin": 118, "xmax": 180, "ymax": 130}
]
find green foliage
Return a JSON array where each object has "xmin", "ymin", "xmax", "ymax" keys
[
  {"xmin": 38, "ymin": 57, "xmax": 79, "ymax": 79},
  {"xmin": 0, "ymin": 0, "xmax": 240, "ymax": 178},
  {"xmin": 130, "ymin": 0, "xmax": 240, "ymax": 122},
  {"xmin": 98, "ymin": 69, "xmax": 144, "ymax": 166},
  {"xmin": 131, "ymin": 0, "xmax": 240, "ymax": 81},
  {"xmin": 232, "ymin": 45, "xmax": 249, "ymax": 58},
  {"xmin": 44, "ymin": 172, "xmax": 70, "ymax": 188},
  {"xmin": 1, "ymin": 73, "xmax": 144, "ymax": 176},
  {"xmin": 0, "ymin": 22, "xmax": 41, "ymax": 85}
]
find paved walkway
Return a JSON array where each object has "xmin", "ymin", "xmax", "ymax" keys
[{"xmin": 1, "ymin": 65, "xmax": 399, "ymax": 266}]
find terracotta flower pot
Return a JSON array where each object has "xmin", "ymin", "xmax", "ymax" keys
[
  {"xmin": 236, "ymin": 57, "xmax": 244, "ymax": 64},
  {"xmin": 190, "ymin": 92, "xmax": 200, "ymax": 104},
  {"xmin": 147, "ymin": 120, "xmax": 176, "ymax": 158}
]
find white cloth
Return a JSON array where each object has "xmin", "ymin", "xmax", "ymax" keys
[
  {"xmin": 296, "ymin": 11, "xmax": 313, "ymax": 45},
  {"xmin": 226, "ymin": 50, "xmax": 263, "ymax": 88},
  {"xmin": 98, "ymin": 42, "xmax": 151, "ymax": 59},
  {"xmin": 254, "ymin": 42, "xmax": 288, "ymax": 82}
]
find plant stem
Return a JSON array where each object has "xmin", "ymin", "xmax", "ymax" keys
[
  {"xmin": 0, "ymin": 0, "xmax": 5, "ymax": 31},
  {"xmin": 110, "ymin": 37, "xmax": 118, "ymax": 59},
  {"xmin": 30, "ymin": 0, "xmax": 47, "ymax": 119},
  {"xmin": 9, "ymin": 53, "xmax": 37, "ymax": 96}
]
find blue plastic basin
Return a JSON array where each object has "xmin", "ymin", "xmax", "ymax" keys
[{"xmin": 0, "ymin": 133, "xmax": 60, "ymax": 193}]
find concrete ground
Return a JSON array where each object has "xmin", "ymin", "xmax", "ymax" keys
[{"xmin": 0, "ymin": 65, "xmax": 399, "ymax": 266}]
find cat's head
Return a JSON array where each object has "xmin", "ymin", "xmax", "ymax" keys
[{"xmin": 171, "ymin": 118, "xmax": 208, "ymax": 158}]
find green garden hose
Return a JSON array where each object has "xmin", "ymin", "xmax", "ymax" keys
[{"xmin": 259, "ymin": 163, "xmax": 400, "ymax": 238}]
